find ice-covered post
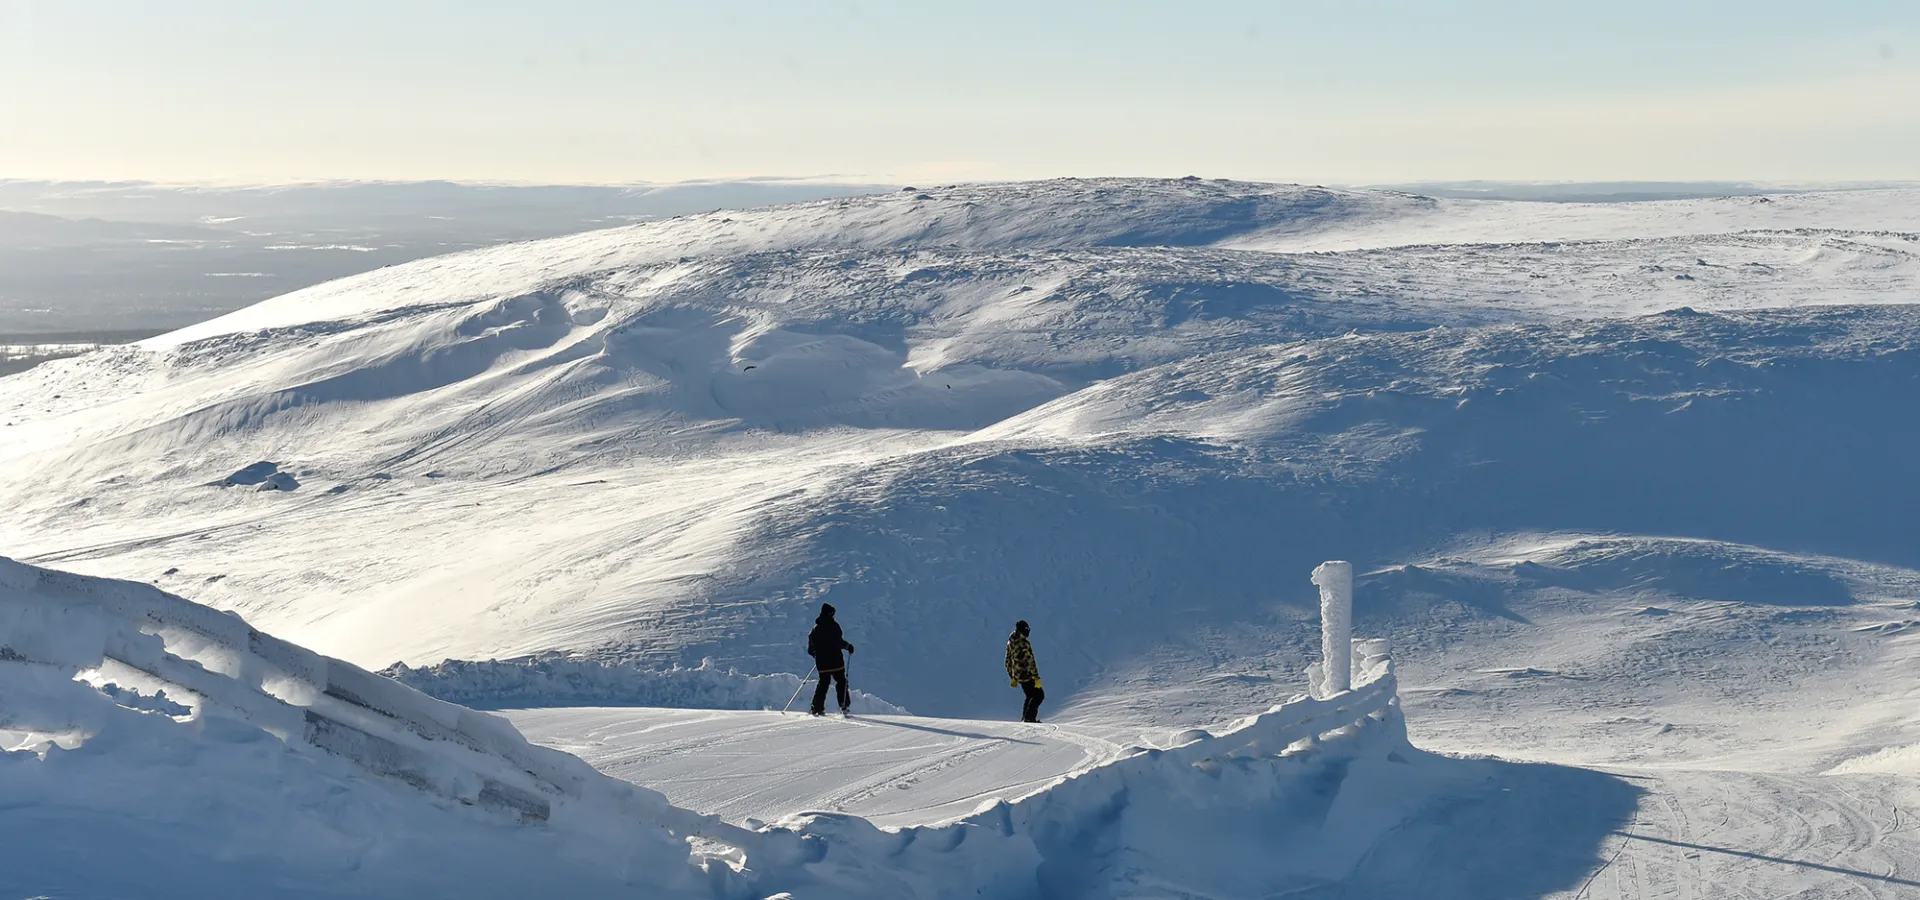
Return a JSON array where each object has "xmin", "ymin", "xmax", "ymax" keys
[
  {"xmin": 1353, "ymin": 637, "xmax": 1392, "ymax": 685},
  {"xmin": 1312, "ymin": 561, "xmax": 1353, "ymax": 697}
]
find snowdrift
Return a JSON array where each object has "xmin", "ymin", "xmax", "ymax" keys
[
  {"xmin": 783, "ymin": 728, "xmax": 1635, "ymax": 900},
  {"xmin": 0, "ymin": 555, "xmax": 752, "ymax": 898},
  {"xmin": 385, "ymin": 652, "xmax": 908, "ymax": 714}
]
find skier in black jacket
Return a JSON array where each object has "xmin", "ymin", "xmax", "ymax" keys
[{"xmin": 807, "ymin": 603, "xmax": 856, "ymax": 716}]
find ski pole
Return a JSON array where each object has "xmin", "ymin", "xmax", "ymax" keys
[{"xmin": 782, "ymin": 666, "xmax": 817, "ymax": 714}]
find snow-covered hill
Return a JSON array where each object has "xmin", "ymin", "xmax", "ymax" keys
[
  {"xmin": 7, "ymin": 176, "xmax": 1920, "ymax": 898},
  {"xmin": 2, "ymin": 177, "xmax": 1917, "ymax": 736}
]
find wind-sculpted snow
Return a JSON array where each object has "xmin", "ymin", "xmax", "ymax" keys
[
  {"xmin": 384, "ymin": 653, "xmax": 908, "ymax": 714},
  {"xmin": 1224, "ymin": 187, "xmax": 1920, "ymax": 252},
  {"xmin": 0, "ymin": 244, "xmax": 1499, "ymax": 487},
  {"xmin": 0, "ymin": 556, "xmax": 752, "ymax": 898},
  {"xmin": 641, "ymin": 305, "xmax": 1920, "ymax": 716},
  {"xmin": 9, "ymin": 177, "xmax": 1920, "ymax": 897},
  {"xmin": 2, "ymin": 178, "xmax": 1918, "ymax": 736},
  {"xmin": 143, "ymin": 178, "xmax": 1424, "ymax": 345}
]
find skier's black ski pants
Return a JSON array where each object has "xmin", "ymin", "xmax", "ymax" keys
[{"xmin": 811, "ymin": 668, "xmax": 850, "ymax": 713}]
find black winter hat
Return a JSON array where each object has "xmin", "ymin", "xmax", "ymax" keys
[
  {"xmin": 821, "ymin": 603, "xmax": 836, "ymax": 616},
  {"xmin": 1015, "ymin": 620, "xmax": 1030, "ymax": 634}
]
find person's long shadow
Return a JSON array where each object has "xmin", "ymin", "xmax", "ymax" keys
[
  {"xmin": 1618, "ymin": 832, "xmax": 1920, "ymax": 888},
  {"xmin": 858, "ymin": 717, "xmax": 1043, "ymax": 746}
]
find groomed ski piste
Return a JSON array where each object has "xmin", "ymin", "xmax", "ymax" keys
[{"xmin": 6, "ymin": 178, "xmax": 1920, "ymax": 897}]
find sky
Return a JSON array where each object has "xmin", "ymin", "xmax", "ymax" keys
[{"xmin": 2, "ymin": 0, "xmax": 1916, "ymax": 185}]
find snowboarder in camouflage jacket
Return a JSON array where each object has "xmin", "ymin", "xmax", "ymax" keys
[{"xmin": 1006, "ymin": 620, "xmax": 1043, "ymax": 723}]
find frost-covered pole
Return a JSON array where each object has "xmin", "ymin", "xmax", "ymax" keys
[{"xmin": 1312, "ymin": 561, "xmax": 1353, "ymax": 696}]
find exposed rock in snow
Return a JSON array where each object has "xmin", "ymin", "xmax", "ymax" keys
[{"xmin": 219, "ymin": 461, "xmax": 280, "ymax": 486}]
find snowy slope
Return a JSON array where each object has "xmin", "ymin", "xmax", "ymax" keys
[
  {"xmin": 0, "ymin": 556, "xmax": 734, "ymax": 899},
  {"xmin": 8, "ymin": 177, "xmax": 1920, "ymax": 897},
  {"xmin": 1, "ymin": 177, "xmax": 1917, "ymax": 734},
  {"xmin": 619, "ymin": 306, "xmax": 1920, "ymax": 721},
  {"xmin": 1226, "ymin": 187, "xmax": 1920, "ymax": 252},
  {"xmin": 142, "ymin": 178, "xmax": 1427, "ymax": 344}
]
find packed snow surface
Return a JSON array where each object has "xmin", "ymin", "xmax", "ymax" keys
[
  {"xmin": 386, "ymin": 653, "xmax": 909, "ymax": 714},
  {"xmin": 507, "ymin": 707, "xmax": 1126, "ymax": 829},
  {"xmin": 5, "ymin": 178, "xmax": 1920, "ymax": 897}
]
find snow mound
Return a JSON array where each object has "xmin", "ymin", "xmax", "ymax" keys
[
  {"xmin": 384, "ymin": 653, "xmax": 909, "ymax": 715},
  {"xmin": 0, "ymin": 555, "xmax": 742, "ymax": 899},
  {"xmin": 1358, "ymin": 533, "xmax": 1868, "ymax": 618},
  {"xmin": 1506, "ymin": 535, "xmax": 1858, "ymax": 607}
]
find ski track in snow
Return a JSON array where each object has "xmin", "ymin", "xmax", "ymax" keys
[
  {"xmin": 506, "ymin": 707, "xmax": 1125, "ymax": 829},
  {"xmin": 1561, "ymin": 770, "xmax": 1920, "ymax": 900}
]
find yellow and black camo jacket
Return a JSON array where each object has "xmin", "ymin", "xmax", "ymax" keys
[{"xmin": 1006, "ymin": 632, "xmax": 1039, "ymax": 684}]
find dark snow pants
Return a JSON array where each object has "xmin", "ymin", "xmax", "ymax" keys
[
  {"xmin": 1020, "ymin": 681, "xmax": 1045, "ymax": 723},
  {"xmin": 811, "ymin": 668, "xmax": 850, "ymax": 714}
]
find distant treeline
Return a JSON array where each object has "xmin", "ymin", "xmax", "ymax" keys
[
  {"xmin": 0, "ymin": 328, "xmax": 167, "ymax": 346},
  {"xmin": 0, "ymin": 348, "xmax": 81, "ymax": 376},
  {"xmin": 0, "ymin": 329, "xmax": 164, "ymax": 376}
]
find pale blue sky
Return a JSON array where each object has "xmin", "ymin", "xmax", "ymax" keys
[{"xmin": 2, "ymin": 0, "xmax": 1915, "ymax": 184}]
